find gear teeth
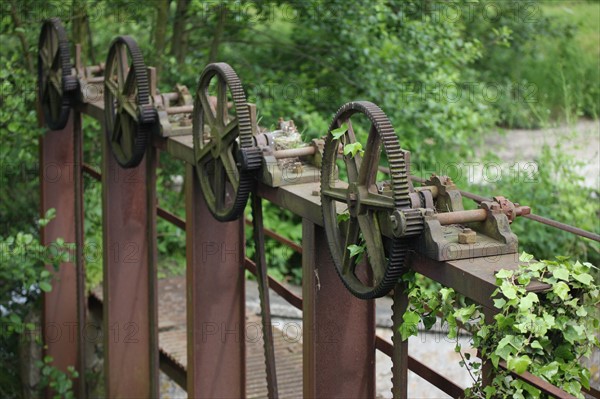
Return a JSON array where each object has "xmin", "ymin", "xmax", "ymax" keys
[
  {"xmin": 192, "ymin": 63, "xmax": 257, "ymax": 221},
  {"xmin": 403, "ymin": 208, "xmax": 425, "ymax": 236},
  {"xmin": 139, "ymin": 103, "xmax": 158, "ymax": 124},
  {"xmin": 103, "ymin": 36, "xmax": 153, "ymax": 168},
  {"xmin": 240, "ymin": 146, "xmax": 263, "ymax": 172},
  {"xmin": 321, "ymin": 101, "xmax": 416, "ymax": 299},
  {"xmin": 38, "ymin": 18, "xmax": 76, "ymax": 130}
]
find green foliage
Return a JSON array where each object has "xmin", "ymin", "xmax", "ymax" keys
[
  {"xmin": 401, "ymin": 254, "xmax": 599, "ymax": 398},
  {"xmin": 37, "ymin": 356, "xmax": 79, "ymax": 399},
  {"xmin": 466, "ymin": 1, "xmax": 600, "ymax": 127},
  {"xmin": 480, "ymin": 143, "xmax": 599, "ymax": 266},
  {"xmin": 0, "ymin": 210, "xmax": 77, "ymax": 398},
  {"xmin": 0, "ymin": 54, "xmax": 42, "ymax": 236}
]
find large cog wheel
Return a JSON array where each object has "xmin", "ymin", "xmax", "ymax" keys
[
  {"xmin": 37, "ymin": 18, "xmax": 77, "ymax": 130},
  {"xmin": 321, "ymin": 101, "xmax": 422, "ymax": 299},
  {"xmin": 192, "ymin": 62, "xmax": 261, "ymax": 222},
  {"xmin": 104, "ymin": 36, "xmax": 156, "ymax": 168}
]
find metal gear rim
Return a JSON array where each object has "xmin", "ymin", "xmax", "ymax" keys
[
  {"xmin": 321, "ymin": 101, "xmax": 415, "ymax": 299},
  {"xmin": 192, "ymin": 62, "xmax": 259, "ymax": 222},
  {"xmin": 37, "ymin": 18, "xmax": 77, "ymax": 130},
  {"xmin": 104, "ymin": 35, "xmax": 154, "ymax": 168}
]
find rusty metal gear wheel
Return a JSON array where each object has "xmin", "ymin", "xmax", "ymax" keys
[
  {"xmin": 321, "ymin": 101, "xmax": 422, "ymax": 299},
  {"xmin": 192, "ymin": 62, "xmax": 261, "ymax": 221},
  {"xmin": 38, "ymin": 18, "xmax": 77, "ymax": 130},
  {"xmin": 104, "ymin": 36, "xmax": 156, "ymax": 168}
]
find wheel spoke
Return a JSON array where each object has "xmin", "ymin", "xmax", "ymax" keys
[
  {"xmin": 117, "ymin": 44, "xmax": 129, "ymax": 90},
  {"xmin": 122, "ymin": 101, "xmax": 139, "ymax": 122},
  {"xmin": 123, "ymin": 64, "xmax": 136, "ymax": 94},
  {"xmin": 344, "ymin": 119, "xmax": 361, "ymax": 183},
  {"xmin": 50, "ymin": 73, "xmax": 62, "ymax": 95},
  {"xmin": 195, "ymin": 141, "xmax": 215, "ymax": 164},
  {"xmin": 341, "ymin": 217, "xmax": 360, "ymax": 276},
  {"xmin": 40, "ymin": 47, "xmax": 52, "ymax": 68},
  {"xmin": 216, "ymin": 76, "xmax": 228, "ymax": 126},
  {"xmin": 358, "ymin": 125, "xmax": 381, "ymax": 187},
  {"xmin": 321, "ymin": 187, "xmax": 347, "ymax": 203},
  {"xmin": 360, "ymin": 192, "xmax": 394, "ymax": 210},
  {"xmin": 50, "ymin": 46, "xmax": 60, "ymax": 71},
  {"xmin": 357, "ymin": 213, "xmax": 386, "ymax": 285},
  {"xmin": 105, "ymin": 78, "xmax": 120, "ymax": 98},
  {"xmin": 222, "ymin": 118, "xmax": 239, "ymax": 144},
  {"xmin": 198, "ymin": 90, "xmax": 217, "ymax": 128},
  {"xmin": 220, "ymin": 151, "xmax": 240, "ymax": 190}
]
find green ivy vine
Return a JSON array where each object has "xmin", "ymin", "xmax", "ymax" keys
[{"xmin": 401, "ymin": 253, "xmax": 599, "ymax": 398}]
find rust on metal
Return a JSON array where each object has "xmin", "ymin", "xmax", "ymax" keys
[
  {"xmin": 391, "ymin": 285, "xmax": 409, "ymax": 398},
  {"xmin": 302, "ymin": 219, "xmax": 376, "ymax": 398},
  {"xmin": 498, "ymin": 361, "xmax": 579, "ymax": 399},
  {"xmin": 101, "ymin": 131, "xmax": 159, "ymax": 397},
  {"xmin": 185, "ymin": 164, "xmax": 246, "ymax": 398},
  {"xmin": 72, "ymin": 111, "xmax": 87, "ymax": 399},
  {"xmin": 40, "ymin": 113, "xmax": 83, "ymax": 391}
]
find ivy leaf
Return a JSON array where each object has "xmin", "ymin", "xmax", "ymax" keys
[
  {"xmin": 580, "ymin": 368, "xmax": 591, "ymax": 389},
  {"xmin": 552, "ymin": 267, "xmax": 569, "ymax": 282},
  {"xmin": 337, "ymin": 212, "xmax": 350, "ymax": 223},
  {"xmin": 519, "ymin": 252, "xmax": 534, "ymax": 262},
  {"xmin": 542, "ymin": 312, "xmax": 555, "ymax": 328},
  {"xmin": 500, "ymin": 281, "xmax": 517, "ymax": 299},
  {"xmin": 573, "ymin": 272, "xmax": 593, "ymax": 286},
  {"xmin": 518, "ymin": 292, "xmax": 539, "ymax": 312},
  {"xmin": 440, "ymin": 288, "xmax": 454, "ymax": 302},
  {"xmin": 399, "ymin": 311, "xmax": 420, "ymax": 341},
  {"xmin": 496, "ymin": 269, "xmax": 514, "ymax": 279},
  {"xmin": 507, "ymin": 355, "xmax": 531, "ymax": 374},
  {"xmin": 347, "ymin": 244, "xmax": 365, "ymax": 259},
  {"xmin": 343, "ymin": 142, "xmax": 364, "ymax": 158},
  {"xmin": 454, "ymin": 304, "xmax": 477, "ymax": 323},
  {"xmin": 537, "ymin": 361, "xmax": 559, "ymax": 380},
  {"xmin": 530, "ymin": 340, "xmax": 543, "ymax": 350},
  {"xmin": 493, "ymin": 298, "xmax": 506, "ymax": 309},
  {"xmin": 330, "ymin": 123, "xmax": 348, "ymax": 139},
  {"xmin": 422, "ymin": 314, "xmax": 436, "ymax": 330},
  {"xmin": 576, "ymin": 307, "xmax": 587, "ymax": 317},
  {"xmin": 552, "ymin": 281, "xmax": 570, "ymax": 300},
  {"xmin": 39, "ymin": 281, "xmax": 52, "ymax": 292}
]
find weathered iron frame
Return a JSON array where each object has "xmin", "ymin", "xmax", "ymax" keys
[{"xmin": 38, "ymin": 56, "xmax": 600, "ymax": 399}]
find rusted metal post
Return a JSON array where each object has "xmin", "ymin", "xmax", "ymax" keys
[
  {"xmin": 101, "ymin": 135, "xmax": 158, "ymax": 397},
  {"xmin": 185, "ymin": 164, "xmax": 246, "ymax": 398},
  {"xmin": 302, "ymin": 219, "xmax": 375, "ymax": 398},
  {"xmin": 40, "ymin": 112, "xmax": 86, "ymax": 396},
  {"xmin": 72, "ymin": 112, "xmax": 86, "ymax": 399},
  {"xmin": 391, "ymin": 284, "xmax": 409, "ymax": 398}
]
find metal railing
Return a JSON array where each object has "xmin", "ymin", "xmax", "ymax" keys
[{"xmin": 75, "ymin": 157, "xmax": 599, "ymax": 398}]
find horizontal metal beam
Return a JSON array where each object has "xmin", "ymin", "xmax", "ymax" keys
[
  {"xmin": 498, "ymin": 361, "xmax": 578, "ymax": 399},
  {"xmin": 407, "ymin": 252, "xmax": 549, "ymax": 310}
]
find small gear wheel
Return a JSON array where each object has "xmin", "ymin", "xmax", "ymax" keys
[
  {"xmin": 104, "ymin": 36, "xmax": 156, "ymax": 168},
  {"xmin": 321, "ymin": 101, "xmax": 423, "ymax": 299},
  {"xmin": 192, "ymin": 63, "xmax": 261, "ymax": 221},
  {"xmin": 37, "ymin": 18, "xmax": 77, "ymax": 130}
]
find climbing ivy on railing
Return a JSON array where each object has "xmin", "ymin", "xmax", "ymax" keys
[{"xmin": 401, "ymin": 253, "xmax": 599, "ymax": 399}]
